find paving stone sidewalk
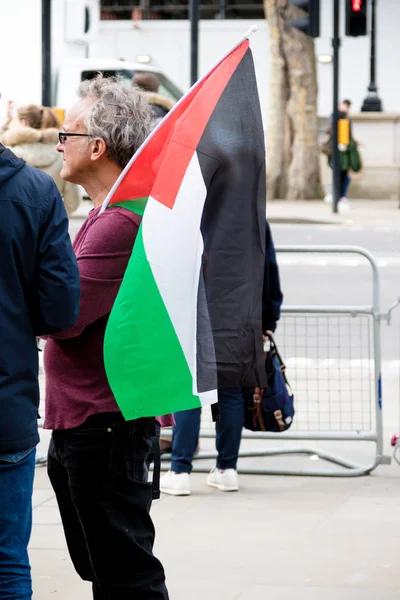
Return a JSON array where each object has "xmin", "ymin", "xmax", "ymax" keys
[{"xmin": 31, "ymin": 461, "xmax": 400, "ymax": 600}]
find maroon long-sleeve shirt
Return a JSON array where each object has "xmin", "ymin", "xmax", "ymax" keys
[{"xmin": 44, "ymin": 205, "xmax": 173, "ymax": 430}]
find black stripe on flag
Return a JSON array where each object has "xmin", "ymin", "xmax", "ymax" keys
[{"xmin": 197, "ymin": 47, "xmax": 267, "ymax": 390}]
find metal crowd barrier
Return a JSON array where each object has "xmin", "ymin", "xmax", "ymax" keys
[
  {"xmin": 161, "ymin": 245, "xmax": 398, "ymax": 477},
  {"xmin": 37, "ymin": 245, "xmax": 398, "ymax": 475}
]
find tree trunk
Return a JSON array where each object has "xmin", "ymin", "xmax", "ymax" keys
[
  {"xmin": 264, "ymin": 0, "xmax": 288, "ymax": 200},
  {"xmin": 264, "ymin": 0, "xmax": 325, "ymax": 200}
]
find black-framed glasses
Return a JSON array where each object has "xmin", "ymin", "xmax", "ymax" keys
[{"xmin": 58, "ymin": 132, "xmax": 95, "ymax": 144}]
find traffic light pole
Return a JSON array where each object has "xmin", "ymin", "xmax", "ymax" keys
[
  {"xmin": 189, "ymin": 0, "xmax": 199, "ymax": 86},
  {"xmin": 42, "ymin": 0, "xmax": 52, "ymax": 107},
  {"xmin": 332, "ymin": 0, "xmax": 340, "ymax": 214},
  {"xmin": 361, "ymin": 0, "xmax": 383, "ymax": 111}
]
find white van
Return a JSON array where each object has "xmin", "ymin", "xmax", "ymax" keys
[{"xmin": 55, "ymin": 58, "xmax": 184, "ymax": 114}]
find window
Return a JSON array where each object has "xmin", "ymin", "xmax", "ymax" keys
[
  {"xmin": 80, "ymin": 69, "xmax": 183, "ymax": 102},
  {"xmin": 100, "ymin": 0, "xmax": 264, "ymax": 20}
]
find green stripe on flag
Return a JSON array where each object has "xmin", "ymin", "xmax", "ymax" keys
[
  {"xmin": 104, "ymin": 225, "xmax": 202, "ymax": 420},
  {"xmin": 110, "ymin": 197, "xmax": 148, "ymax": 217}
]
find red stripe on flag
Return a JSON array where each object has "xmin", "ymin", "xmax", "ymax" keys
[
  {"xmin": 108, "ymin": 39, "xmax": 249, "ymax": 208},
  {"xmin": 151, "ymin": 41, "xmax": 249, "ymax": 209}
]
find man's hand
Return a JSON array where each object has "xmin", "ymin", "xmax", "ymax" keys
[{"xmin": 263, "ymin": 330, "xmax": 273, "ymax": 343}]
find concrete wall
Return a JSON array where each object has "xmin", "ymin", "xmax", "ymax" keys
[
  {"xmin": 348, "ymin": 114, "xmax": 400, "ymax": 200},
  {"xmin": 0, "ymin": 0, "xmax": 91, "ymax": 115},
  {"xmin": 0, "ymin": 0, "xmax": 42, "ymax": 110}
]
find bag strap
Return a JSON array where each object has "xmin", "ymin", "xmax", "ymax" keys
[
  {"xmin": 266, "ymin": 333, "xmax": 294, "ymax": 396},
  {"xmin": 151, "ymin": 435, "xmax": 161, "ymax": 500},
  {"xmin": 266, "ymin": 332, "xmax": 286, "ymax": 368}
]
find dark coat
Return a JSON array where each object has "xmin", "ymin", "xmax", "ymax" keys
[
  {"xmin": 145, "ymin": 92, "xmax": 175, "ymax": 123},
  {"xmin": 262, "ymin": 221, "xmax": 283, "ymax": 333},
  {"xmin": 0, "ymin": 144, "xmax": 80, "ymax": 452}
]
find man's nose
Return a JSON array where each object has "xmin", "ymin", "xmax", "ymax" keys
[{"xmin": 56, "ymin": 142, "xmax": 64, "ymax": 153}]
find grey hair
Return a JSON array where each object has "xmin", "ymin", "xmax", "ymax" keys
[{"xmin": 77, "ymin": 74, "xmax": 152, "ymax": 168}]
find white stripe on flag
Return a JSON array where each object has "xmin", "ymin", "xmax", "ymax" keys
[{"xmin": 142, "ymin": 153, "xmax": 217, "ymax": 405}]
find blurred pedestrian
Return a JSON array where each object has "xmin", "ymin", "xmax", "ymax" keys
[
  {"xmin": 0, "ymin": 104, "xmax": 81, "ymax": 216},
  {"xmin": 0, "ymin": 142, "xmax": 80, "ymax": 599},
  {"xmin": 160, "ymin": 220, "xmax": 283, "ymax": 495},
  {"xmin": 43, "ymin": 75, "xmax": 169, "ymax": 599},
  {"xmin": 338, "ymin": 99, "xmax": 352, "ymax": 201},
  {"xmin": 132, "ymin": 72, "xmax": 175, "ymax": 125},
  {"xmin": 323, "ymin": 99, "xmax": 353, "ymax": 211}
]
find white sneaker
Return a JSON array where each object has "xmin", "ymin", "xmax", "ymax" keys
[
  {"xmin": 338, "ymin": 197, "xmax": 350, "ymax": 213},
  {"xmin": 160, "ymin": 470, "xmax": 190, "ymax": 496},
  {"xmin": 206, "ymin": 468, "xmax": 239, "ymax": 492},
  {"xmin": 324, "ymin": 194, "xmax": 332, "ymax": 204}
]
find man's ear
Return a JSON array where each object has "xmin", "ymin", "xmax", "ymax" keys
[{"xmin": 90, "ymin": 138, "xmax": 107, "ymax": 162}]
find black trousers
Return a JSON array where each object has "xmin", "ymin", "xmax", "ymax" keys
[{"xmin": 47, "ymin": 413, "xmax": 169, "ymax": 600}]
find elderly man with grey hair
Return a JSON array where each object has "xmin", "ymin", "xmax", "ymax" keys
[{"xmin": 42, "ymin": 75, "xmax": 169, "ymax": 599}]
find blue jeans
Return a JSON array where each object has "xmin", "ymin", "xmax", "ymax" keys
[
  {"xmin": 0, "ymin": 447, "xmax": 36, "ymax": 600},
  {"xmin": 171, "ymin": 387, "xmax": 244, "ymax": 473},
  {"xmin": 341, "ymin": 173, "xmax": 351, "ymax": 198}
]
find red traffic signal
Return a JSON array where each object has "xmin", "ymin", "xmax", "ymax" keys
[{"xmin": 346, "ymin": 0, "xmax": 367, "ymax": 36}]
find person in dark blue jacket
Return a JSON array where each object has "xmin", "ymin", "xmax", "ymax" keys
[
  {"xmin": 262, "ymin": 219, "xmax": 283, "ymax": 335},
  {"xmin": 161, "ymin": 220, "xmax": 283, "ymax": 496},
  {"xmin": 0, "ymin": 143, "xmax": 80, "ymax": 599}
]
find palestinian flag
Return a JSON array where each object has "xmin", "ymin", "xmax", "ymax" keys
[{"xmin": 102, "ymin": 34, "xmax": 267, "ymax": 420}]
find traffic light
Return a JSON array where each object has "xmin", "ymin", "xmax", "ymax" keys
[
  {"xmin": 288, "ymin": 0, "xmax": 320, "ymax": 38},
  {"xmin": 346, "ymin": 0, "xmax": 368, "ymax": 36}
]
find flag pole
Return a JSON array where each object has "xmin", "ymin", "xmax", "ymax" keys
[
  {"xmin": 243, "ymin": 25, "xmax": 258, "ymax": 39},
  {"xmin": 100, "ymin": 25, "xmax": 259, "ymax": 215}
]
